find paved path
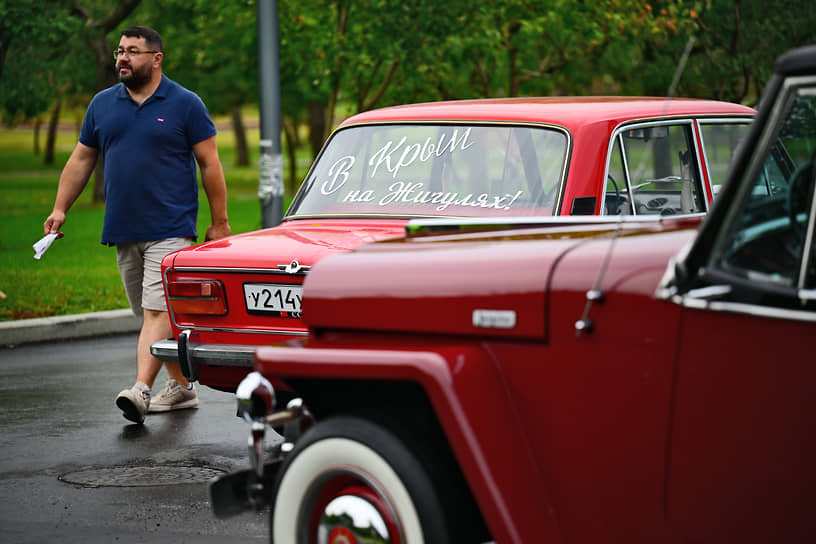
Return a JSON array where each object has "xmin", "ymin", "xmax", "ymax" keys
[{"xmin": 0, "ymin": 334, "xmax": 269, "ymax": 543}]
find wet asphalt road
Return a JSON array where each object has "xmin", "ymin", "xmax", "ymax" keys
[{"xmin": 0, "ymin": 334, "xmax": 270, "ymax": 543}]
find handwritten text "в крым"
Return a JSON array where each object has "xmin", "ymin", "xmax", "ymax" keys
[{"xmin": 320, "ymin": 128, "xmax": 475, "ymax": 196}]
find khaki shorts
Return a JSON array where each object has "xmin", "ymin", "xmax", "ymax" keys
[{"xmin": 116, "ymin": 238, "xmax": 193, "ymax": 315}]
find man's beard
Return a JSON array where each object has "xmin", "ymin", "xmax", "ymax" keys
[{"xmin": 117, "ymin": 62, "xmax": 152, "ymax": 90}]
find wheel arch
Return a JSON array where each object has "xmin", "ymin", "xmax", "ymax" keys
[
  {"xmin": 284, "ymin": 377, "xmax": 491, "ymax": 543},
  {"xmin": 256, "ymin": 344, "xmax": 563, "ymax": 544}
]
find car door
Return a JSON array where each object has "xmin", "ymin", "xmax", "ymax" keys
[{"xmin": 666, "ymin": 76, "xmax": 816, "ymax": 542}]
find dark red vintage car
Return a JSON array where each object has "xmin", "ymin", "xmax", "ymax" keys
[
  {"xmin": 211, "ymin": 46, "xmax": 816, "ymax": 543},
  {"xmin": 152, "ymin": 97, "xmax": 753, "ymax": 391}
]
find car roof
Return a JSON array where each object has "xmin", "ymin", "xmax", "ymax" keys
[{"xmin": 339, "ymin": 96, "xmax": 755, "ymax": 130}]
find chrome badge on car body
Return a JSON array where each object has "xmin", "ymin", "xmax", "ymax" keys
[
  {"xmin": 472, "ymin": 309, "xmax": 517, "ymax": 329},
  {"xmin": 278, "ymin": 260, "xmax": 311, "ymax": 274}
]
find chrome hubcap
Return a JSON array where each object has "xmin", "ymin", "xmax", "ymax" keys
[{"xmin": 318, "ymin": 494, "xmax": 392, "ymax": 544}]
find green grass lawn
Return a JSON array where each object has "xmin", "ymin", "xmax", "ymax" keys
[{"xmin": 0, "ymin": 119, "xmax": 308, "ymax": 321}]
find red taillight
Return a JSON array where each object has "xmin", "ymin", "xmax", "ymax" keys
[{"xmin": 168, "ymin": 280, "xmax": 227, "ymax": 315}]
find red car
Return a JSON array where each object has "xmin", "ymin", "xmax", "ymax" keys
[
  {"xmin": 212, "ymin": 46, "xmax": 816, "ymax": 543},
  {"xmin": 152, "ymin": 97, "xmax": 753, "ymax": 391}
]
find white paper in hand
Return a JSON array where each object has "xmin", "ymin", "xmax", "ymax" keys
[{"xmin": 33, "ymin": 233, "xmax": 59, "ymax": 260}]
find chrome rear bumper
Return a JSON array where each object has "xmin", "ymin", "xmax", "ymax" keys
[{"xmin": 150, "ymin": 332, "xmax": 256, "ymax": 382}]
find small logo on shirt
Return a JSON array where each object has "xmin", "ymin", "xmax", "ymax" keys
[{"xmin": 157, "ymin": 117, "xmax": 165, "ymax": 122}]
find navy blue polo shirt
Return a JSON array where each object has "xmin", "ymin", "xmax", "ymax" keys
[{"xmin": 79, "ymin": 76, "xmax": 217, "ymax": 244}]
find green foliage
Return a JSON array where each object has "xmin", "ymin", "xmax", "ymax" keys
[
  {"xmin": 0, "ymin": 1, "xmax": 91, "ymax": 124},
  {"xmin": 682, "ymin": 0, "xmax": 816, "ymax": 104},
  {"xmin": 140, "ymin": 0, "xmax": 259, "ymax": 115},
  {"xmin": 5, "ymin": 0, "xmax": 816, "ymax": 129}
]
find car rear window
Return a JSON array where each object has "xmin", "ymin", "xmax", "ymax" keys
[{"xmin": 289, "ymin": 123, "xmax": 569, "ymax": 218}]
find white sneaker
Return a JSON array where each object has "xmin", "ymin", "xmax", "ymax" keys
[
  {"xmin": 148, "ymin": 379, "xmax": 199, "ymax": 413},
  {"xmin": 115, "ymin": 382, "xmax": 150, "ymax": 424}
]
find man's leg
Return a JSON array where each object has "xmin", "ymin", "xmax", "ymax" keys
[
  {"xmin": 145, "ymin": 318, "xmax": 199, "ymax": 412},
  {"xmin": 136, "ymin": 308, "xmax": 174, "ymax": 387},
  {"xmin": 139, "ymin": 238, "xmax": 198, "ymax": 413},
  {"xmin": 114, "ymin": 241, "xmax": 152, "ymax": 423},
  {"xmin": 137, "ymin": 308, "xmax": 190, "ymax": 387},
  {"xmin": 115, "ymin": 238, "xmax": 194, "ymax": 423}
]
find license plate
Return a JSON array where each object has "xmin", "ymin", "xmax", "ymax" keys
[{"xmin": 243, "ymin": 283, "xmax": 303, "ymax": 317}]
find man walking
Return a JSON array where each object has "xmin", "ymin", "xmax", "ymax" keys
[{"xmin": 43, "ymin": 26, "xmax": 231, "ymax": 424}]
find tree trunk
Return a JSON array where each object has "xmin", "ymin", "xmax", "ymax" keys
[
  {"xmin": 282, "ymin": 116, "xmax": 298, "ymax": 196},
  {"xmin": 71, "ymin": 0, "xmax": 141, "ymax": 202},
  {"xmin": 307, "ymin": 100, "xmax": 327, "ymax": 160},
  {"xmin": 507, "ymin": 20, "xmax": 522, "ymax": 98},
  {"xmin": 88, "ymin": 34, "xmax": 117, "ymax": 202},
  {"xmin": 44, "ymin": 100, "xmax": 61, "ymax": 165},
  {"xmin": 33, "ymin": 117, "xmax": 41, "ymax": 155},
  {"xmin": 231, "ymin": 107, "xmax": 249, "ymax": 166},
  {"xmin": 90, "ymin": 160, "xmax": 105, "ymax": 201}
]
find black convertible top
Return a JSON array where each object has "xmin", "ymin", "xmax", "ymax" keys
[{"xmin": 775, "ymin": 44, "xmax": 816, "ymax": 76}]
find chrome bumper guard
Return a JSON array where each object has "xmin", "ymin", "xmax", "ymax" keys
[
  {"xmin": 210, "ymin": 394, "xmax": 313, "ymax": 518},
  {"xmin": 150, "ymin": 331, "xmax": 256, "ymax": 382}
]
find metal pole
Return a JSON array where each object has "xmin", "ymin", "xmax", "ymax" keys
[{"xmin": 257, "ymin": 0, "xmax": 283, "ymax": 228}]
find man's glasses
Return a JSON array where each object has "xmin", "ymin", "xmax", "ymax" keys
[{"xmin": 113, "ymin": 49, "xmax": 159, "ymax": 61}]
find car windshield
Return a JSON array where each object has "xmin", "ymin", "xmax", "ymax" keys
[
  {"xmin": 287, "ymin": 123, "xmax": 569, "ymax": 218},
  {"xmin": 713, "ymin": 80, "xmax": 816, "ymax": 288}
]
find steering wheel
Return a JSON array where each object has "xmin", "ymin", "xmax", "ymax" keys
[
  {"xmin": 787, "ymin": 158, "xmax": 815, "ymax": 244},
  {"xmin": 606, "ymin": 174, "xmax": 621, "ymax": 215}
]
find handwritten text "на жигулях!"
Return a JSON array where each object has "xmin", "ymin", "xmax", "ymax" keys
[{"xmin": 372, "ymin": 182, "xmax": 524, "ymax": 212}]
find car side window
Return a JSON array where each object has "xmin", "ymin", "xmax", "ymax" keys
[
  {"xmin": 699, "ymin": 121, "xmax": 752, "ymax": 198},
  {"xmin": 711, "ymin": 83, "xmax": 816, "ymax": 292},
  {"xmin": 604, "ymin": 136, "xmax": 632, "ymax": 215},
  {"xmin": 620, "ymin": 124, "xmax": 705, "ymax": 215}
]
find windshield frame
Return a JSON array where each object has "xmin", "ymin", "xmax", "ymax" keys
[{"xmin": 705, "ymin": 76, "xmax": 816, "ymax": 290}]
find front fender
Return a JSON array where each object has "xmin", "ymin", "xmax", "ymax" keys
[{"xmin": 254, "ymin": 344, "xmax": 563, "ymax": 544}]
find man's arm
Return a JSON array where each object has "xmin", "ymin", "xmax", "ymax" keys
[
  {"xmin": 193, "ymin": 135, "xmax": 231, "ymax": 241},
  {"xmin": 44, "ymin": 142, "xmax": 99, "ymax": 234}
]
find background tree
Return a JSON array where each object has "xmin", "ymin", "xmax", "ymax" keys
[
  {"xmin": 0, "ymin": 1, "xmax": 88, "ymax": 160},
  {"xmin": 70, "ymin": 0, "xmax": 141, "ymax": 201},
  {"xmin": 278, "ymin": 0, "xmax": 338, "ymax": 193},
  {"xmin": 683, "ymin": 0, "xmax": 815, "ymax": 104},
  {"xmin": 144, "ymin": 0, "xmax": 259, "ymax": 167},
  {"xmin": 4, "ymin": 0, "xmax": 816, "ymax": 208}
]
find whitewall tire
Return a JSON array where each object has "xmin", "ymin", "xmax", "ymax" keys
[{"xmin": 271, "ymin": 417, "xmax": 448, "ymax": 544}]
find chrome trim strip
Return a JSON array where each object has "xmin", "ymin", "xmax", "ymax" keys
[
  {"xmin": 799, "ymin": 289, "xmax": 816, "ymax": 301},
  {"xmin": 176, "ymin": 325, "xmax": 308, "ymax": 336},
  {"xmin": 163, "ymin": 265, "xmax": 309, "ymax": 332},
  {"xmin": 151, "ymin": 338, "xmax": 181, "ymax": 361},
  {"xmin": 673, "ymin": 295, "xmax": 816, "ymax": 323},
  {"xmin": 799, "ymin": 191, "xmax": 816, "ymax": 290},
  {"xmin": 406, "ymin": 214, "xmax": 706, "ymax": 242},
  {"xmin": 692, "ymin": 119, "xmax": 710, "ymax": 213},
  {"xmin": 618, "ymin": 132, "xmax": 636, "ymax": 212},
  {"xmin": 408, "ymin": 213, "xmax": 678, "ymax": 231},
  {"xmin": 169, "ymin": 266, "xmax": 309, "ymax": 276},
  {"xmin": 683, "ymin": 284, "xmax": 732, "ymax": 300}
]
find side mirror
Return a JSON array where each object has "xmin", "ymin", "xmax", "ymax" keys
[{"xmin": 236, "ymin": 371, "xmax": 276, "ymax": 423}]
